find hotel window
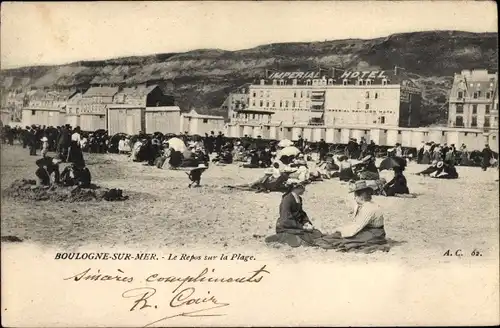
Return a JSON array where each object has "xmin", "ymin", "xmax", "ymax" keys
[
  {"xmin": 472, "ymin": 104, "xmax": 477, "ymax": 114},
  {"xmin": 366, "ymin": 79, "xmax": 372, "ymax": 85},
  {"xmin": 266, "ymin": 101, "xmax": 269, "ymax": 107},
  {"xmin": 280, "ymin": 101, "xmax": 283, "ymax": 108},
  {"xmin": 300, "ymin": 91, "xmax": 304, "ymax": 98},
  {"xmin": 292, "ymin": 101, "xmax": 296, "ymax": 108},
  {"xmin": 252, "ymin": 92, "xmax": 256, "ymax": 97},
  {"xmin": 455, "ymin": 116, "xmax": 464, "ymax": 127},
  {"xmin": 382, "ymin": 79, "xmax": 387, "ymax": 85},
  {"xmin": 294, "ymin": 91, "xmax": 297, "ymax": 98},
  {"xmin": 365, "ymin": 91, "xmax": 370, "ymax": 99},
  {"xmin": 343, "ymin": 79, "xmax": 348, "ymax": 85},
  {"xmin": 260, "ymin": 100, "xmax": 263, "ymax": 107},
  {"xmin": 484, "ymin": 116, "xmax": 491, "ymax": 127},
  {"xmin": 458, "ymin": 91, "xmax": 463, "ymax": 99},
  {"xmin": 203, "ymin": 119, "xmax": 208, "ymax": 123},
  {"xmin": 380, "ymin": 116, "xmax": 385, "ymax": 124},
  {"xmin": 31, "ymin": 110, "xmax": 36, "ymax": 115},
  {"xmin": 307, "ymin": 91, "xmax": 310, "ymax": 98},
  {"xmin": 358, "ymin": 80, "xmax": 364, "ymax": 85},
  {"xmin": 252, "ymin": 100, "xmax": 255, "ymax": 106},
  {"xmin": 259, "ymin": 91, "xmax": 263, "ymax": 97},
  {"xmin": 486, "ymin": 104, "xmax": 490, "ymax": 114},
  {"xmin": 272, "ymin": 101, "xmax": 276, "ymax": 107},
  {"xmin": 486, "ymin": 92, "xmax": 491, "ymax": 99},
  {"xmin": 365, "ymin": 103, "xmax": 370, "ymax": 109},
  {"xmin": 285, "ymin": 101, "xmax": 289, "ymax": 108},
  {"xmin": 266, "ymin": 91, "xmax": 270, "ymax": 97},
  {"xmin": 375, "ymin": 92, "xmax": 378, "ymax": 99},
  {"xmin": 473, "ymin": 92, "xmax": 478, "ymax": 99},
  {"xmin": 456, "ymin": 104, "xmax": 464, "ymax": 114},
  {"xmin": 471, "ymin": 116, "xmax": 477, "ymax": 127},
  {"xmin": 306, "ymin": 80, "xmax": 312, "ymax": 86}
]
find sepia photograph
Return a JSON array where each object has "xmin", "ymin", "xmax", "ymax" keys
[{"xmin": 1, "ymin": 1, "xmax": 499, "ymax": 326}]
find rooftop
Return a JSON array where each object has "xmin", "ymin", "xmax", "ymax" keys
[{"xmin": 83, "ymin": 86, "xmax": 120, "ymax": 97}]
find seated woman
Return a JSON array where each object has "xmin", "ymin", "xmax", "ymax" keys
[
  {"xmin": 259, "ymin": 149, "xmax": 272, "ymax": 168},
  {"xmin": 35, "ymin": 155, "xmax": 62, "ymax": 187},
  {"xmin": 321, "ymin": 180, "xmax": 389, "ymax": 252},
  {"xmin": 356, "ymin": 155, "xmax": 380, "ymax": 180},
  {"xmin": 383, "ymin": 166, "xmax": 410, "ymax": 196},
  {"xmin": 317, "ymin": 155, "xmax": 340, "ymax": 179},
  {"xmin": 61, "ymin": 161, "xmax": 92, "ymax": 188},
  {"xmin": 431, "ymin": 161, "xmax": 459, "ymax": 179},
  {"xmin": 265, "ymin": 183, "xmax": 322, "ymax": 247},
  {"xmin": 338, "ymin": 156, "xmax": 357, "ymax": 182},
  {"xmin": 241, "ymin": 151, "xmax": 260, "ymax": 168},
  {"xmin": 416, "ymin": 160, "xmax": 439, "ymax": 176},
  {"xmin": 168, "ymin": 149, "xmax": 183, "ymax": 169},
  {"xmin": 227, "ymin": 163, "xmax": 293, "ymax": 192}
]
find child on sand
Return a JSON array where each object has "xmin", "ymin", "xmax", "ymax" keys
[{"xmin": 186, "ymin": 164, "xmax": 207, "ymax": 188}]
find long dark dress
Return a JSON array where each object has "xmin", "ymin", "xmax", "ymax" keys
[
  {"xmin": 67, "ymin": 140, "xmax": 85, "ymax": 165},
  {"xmin": 265, "ymin": 194, "xmax": 391, "ymax": 252},
  {"xmin": 384, "ymin": 172, "xmax": 409, "ymax": 196}
]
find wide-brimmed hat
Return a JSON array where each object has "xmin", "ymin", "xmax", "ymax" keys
[
  {"xmin": 348, "ymin": 180, "xmax": 372, "ymax": 193},
  {"xmin": 52, "ymin": 156, "xmax": 63, "ymax": 164},
  {"xmin": 431, "ymin": 160, "xmax": 438, "ymax": 166},
  {"xmin": 191, "ymin": 163, "xmax": 207, "ymax": 171},
  {"xmin": 436, "ymin": 161, "xmax": 444, "ymax": 168},
  {"xmin": 387, "ymin": 148, "xmax": 395, "ymax": 152}
]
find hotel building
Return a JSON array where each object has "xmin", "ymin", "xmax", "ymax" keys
[
  {"xmin": 447, "ymin": 69, "xmax": 498, "ymax": 131},
  {"xmin": 233, "ymin": 68, "xmax": 422, "ymax": 128}
]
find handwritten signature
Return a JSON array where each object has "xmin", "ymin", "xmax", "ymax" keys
[{"xmin": 122, "ymin": 286, "xmax": 230, "ymax": 327}]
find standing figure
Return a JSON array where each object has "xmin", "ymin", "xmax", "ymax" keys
[{"xmin": 481, "ymin": 144, "xmax": 493, "ymax": 171}]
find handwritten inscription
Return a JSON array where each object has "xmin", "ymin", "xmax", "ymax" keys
[
  {"xmin": 63, "ymin": 265, "xmax": 270, "ymax": 327},
  {"xmin": 122, "ymin": 286, "xmax": 230, "ymax": 327}
]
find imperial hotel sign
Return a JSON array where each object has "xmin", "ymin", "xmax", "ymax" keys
[{"xmin": 233, "ymin": 68, "xmax": 422, "ymax": 128}]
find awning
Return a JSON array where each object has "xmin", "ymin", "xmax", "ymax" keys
[{"xmin": 309, "ymin": 111, "xmax": 323, "ymax": 119}]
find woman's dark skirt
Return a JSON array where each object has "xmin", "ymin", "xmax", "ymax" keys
[{"xmin": 265, "ymin": 227, "xmax": 390, "ymax": 253}]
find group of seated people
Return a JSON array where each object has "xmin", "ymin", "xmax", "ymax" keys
[
  {"xmin": 265, "ymin": 180, "xmax": 390, "ymax": 253},
  {"xmin": 35, "ymin": 156, "xmax": 92, "ymax": 188},
  {"xmin": 416, "ymin": 160, "xmax": 459, "ymax": 179}
]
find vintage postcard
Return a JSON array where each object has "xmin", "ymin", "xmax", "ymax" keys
[{"xmin": 1, "ymin": 1, "xmax": 499, "ymax": 326}]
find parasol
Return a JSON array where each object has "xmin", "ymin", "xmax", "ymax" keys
[
  {"xmin": 278, "ymin": 139, "xmax": 294, "ymax": 148},
  {"xmin": 166, "ymin": 137, "xmax": 187, "ymax": 152},
  {"xmin": 278, "ymin": 146, "xmax": 301, "ymax": 157},
  {"xmin": 379, "ymin": 156, "xmax": 407, "ymax": 171}
]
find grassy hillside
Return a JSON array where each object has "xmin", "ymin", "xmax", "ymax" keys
[{"xmin": 1, "ymin": 30, "xmax": 498, "ymax": 125}]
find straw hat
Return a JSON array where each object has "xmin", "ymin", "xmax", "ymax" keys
[
  {"xmin": 436, "ymin": 161, "xmax": 444, "ymax": 168},
  {"xmin": 348, "ymin": 180, "xmax": 372, "ymax": 193}
]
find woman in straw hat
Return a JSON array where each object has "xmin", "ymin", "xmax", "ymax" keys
[{"xmin": 328, "ymin": 180, "xmax": 387, "ymax": 246}]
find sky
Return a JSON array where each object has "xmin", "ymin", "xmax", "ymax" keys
[{"xmin": 1, "ymin": 1, "xmax": 497, "ymax": 69}]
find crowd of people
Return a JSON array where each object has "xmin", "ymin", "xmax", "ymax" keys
[{"xmin": 2, "ymin": 124, "xmax": 498, "ymax": 253}]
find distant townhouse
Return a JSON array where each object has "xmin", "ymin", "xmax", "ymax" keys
[
  {"xmin": 107, "ymin": 84, "xmax": 176, "ymax": 135},
  {"xmin": 448, "ymin": 69, "xmax": 498, "ymax": 131},
  {"xmin": 79, "ymin": 86, "xmax": 119, "ymax": 131},
  {"xmin": 220, "ymin": 84, "xmax": 251, "ymax": 121},
  {"xmin": 22, "ymin": 89, "xmax": 77, "ymax": 127}
]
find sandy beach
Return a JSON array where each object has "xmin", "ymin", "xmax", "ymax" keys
[{"xmin": 1, "ymin": 145, "xmax": 498, "ymax": 266}]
